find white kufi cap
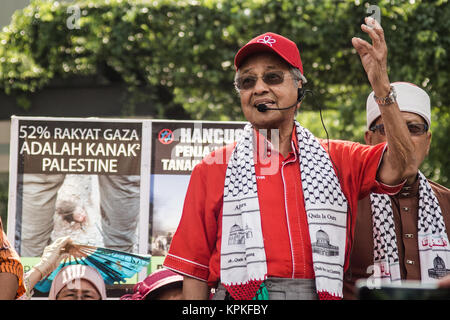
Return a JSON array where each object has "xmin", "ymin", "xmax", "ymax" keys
[{"xmin": 366, "ymin": 82, "xmax": 431, "ymax": 129}]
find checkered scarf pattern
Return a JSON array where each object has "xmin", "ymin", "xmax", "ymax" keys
[
  {"xmin": 370, "ymin": 171, "xmax": 450, "ymax": 284},
  {"xmin": 220, "ymin": 121, "xmax": 348, "ymax": 300}
]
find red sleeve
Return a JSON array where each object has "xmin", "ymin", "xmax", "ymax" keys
[
  {"xmin": 321, "ymin": 140, "xmax": 404, "ymax": 200},
  {"xmin": 163, "ymin": 162, "xmax": 212, "ymax": 281},
  {"xmin": 163, "ymin": 145, "xmax": 231, "ymax": 282}
]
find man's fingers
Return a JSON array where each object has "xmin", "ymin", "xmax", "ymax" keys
[
  {"xmin": 361, "ymin": 23, "xmax": 381, "ymax": 47},
  {"xmin": 352, "ymin": 37, "xmax": 373, "ymax": 56},
  {"xmin": 364, "ymin": 17, "xmax": 386, "ymax": 44},
  {"xmin": 366, "ymin": 16, "xmax": 383, "ymax": 31}
]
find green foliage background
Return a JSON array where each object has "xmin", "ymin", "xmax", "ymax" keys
[{"xmin": 0, "ymin": 0, "xmax": 449, "ymax": 186}]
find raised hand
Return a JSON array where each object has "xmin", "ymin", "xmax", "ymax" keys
[
  {"xmin": 352, "ymin": 17, "xmax": 391, "ymax": 97},
  {"xmin": 33, "ymin": 236, "xmax": 72, "ymax": 279}
]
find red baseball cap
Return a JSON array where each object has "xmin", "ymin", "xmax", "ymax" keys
[{"xmin": 234, "ymin": 32, "xmax": 304, "ymax": 76}]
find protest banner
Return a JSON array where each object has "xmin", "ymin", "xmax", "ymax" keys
[
  {"xmin": 7, "ymin": 116, "xmax": 246, "ymax": 296},
  {"xmin": 148, "ymin": 120, "xmax": 245, "ymax": 271},
  {"xmin": 7, "ymin": 116, "xmax": 150, "ymax": 296}
]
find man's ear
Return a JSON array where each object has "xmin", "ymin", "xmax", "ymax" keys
[
  {"xmin": 425, "ymin": 130, "xmax": 432, "ymax": 156},
  {"xmin": 364, "ymin": 130, "xmax": 372, "ymax": 145}
]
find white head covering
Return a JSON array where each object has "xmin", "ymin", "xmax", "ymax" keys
[{"xmin": 366, "ymin": 82, "xmax": 431, "ymax": 129}]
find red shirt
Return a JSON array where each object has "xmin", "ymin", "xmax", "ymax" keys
[{"xmin": 164, "ymin": 129, "xmax": 403, "ymax": 287}]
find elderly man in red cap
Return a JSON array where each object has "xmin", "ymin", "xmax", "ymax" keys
[
  {"xmin": 343, "ymin": 82, "xmax": 450, "ymax": 299},
  {"xmin": 164, "ymin": 17, "xmax": 419, "ymax": 300}
]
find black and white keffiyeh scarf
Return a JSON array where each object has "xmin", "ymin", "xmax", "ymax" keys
[
  {"xmin": 220, "ymin": 121, "xmax": 348, "ymax": 300},
  {"xmin": 370, "ymin": 171, "xmax": 450, "ymax": 284}
]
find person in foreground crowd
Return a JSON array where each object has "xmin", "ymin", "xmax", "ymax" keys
[
  {"xmin": 20, "ymin": 236, "xmax": 106, "ymax": 300},
  {"xmin": 0, "ymin": 216, "xmax": 25, "ymax": 299},
  {"xmin": 48, "ymin": 264, "xmax": 107, "ymax": 300},
  {"xmin": 163, "ymin": 17, "xmax": 420, "ymax": 300},
  {"xmin": 343, "ymin": 82, "xmax": 450, "ymax": 299},
  {"xmin": 121, "ymin": 268, "xmax": 183, "ymax": 300}
]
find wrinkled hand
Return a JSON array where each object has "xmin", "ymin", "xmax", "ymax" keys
[
  {"xmin": 352, "ymin": 17, "xmax": 391, "ymax": 97},
  {"xmin": 33, "ymin": 236, "xmax": 72, "ymax": 279}
]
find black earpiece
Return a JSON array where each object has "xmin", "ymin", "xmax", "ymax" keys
[
  {"xmin": 297, "ymin": 87, "xmax": 305, "ymax": 102},
  {"xmin": 257, "ymin": 87, "xmax": 306, "ymax": 112}
]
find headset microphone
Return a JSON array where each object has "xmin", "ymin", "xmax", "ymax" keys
[
  {"xmin": 256, "ymin": 88, "xmax": 305, "ymax": 112},
  {"xmin": 255, "ymin": 85, "xmax": 353, "ymax": 268}
]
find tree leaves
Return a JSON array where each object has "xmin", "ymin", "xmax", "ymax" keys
[{"xmin": 0, "ymin": 0, "xmax": 448, "ymax": 185}]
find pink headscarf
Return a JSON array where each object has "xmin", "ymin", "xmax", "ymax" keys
[{"xmin": 48, "ymin": 265, "xmax": 107, "ymax": 300}]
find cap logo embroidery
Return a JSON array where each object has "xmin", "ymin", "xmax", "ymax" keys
[{"xmin": 257, "ymin": 35, "xmax": 276, "ymax": 47}]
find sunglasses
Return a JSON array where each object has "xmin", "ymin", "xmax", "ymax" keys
[
  {"xmin": 235, "ymin": 70, "xmax": 290, "ymax": 90},
  {"xmin": 369, "ymin": 123, "xmax": 429, "ymax": 136}
]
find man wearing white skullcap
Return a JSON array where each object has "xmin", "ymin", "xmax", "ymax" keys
[
  {"xmin": 343, "ymin": 82, "xmax": 450, "ymax": 299},
  {"xmin": 165, "ymin": 16, "xmax": 424, "ymax": 301}
]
